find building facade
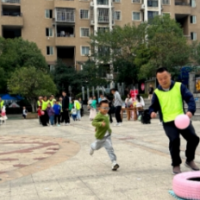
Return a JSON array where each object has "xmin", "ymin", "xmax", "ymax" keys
[{"xmin": 0, "ymin": 0, "xmax": 199, "ymax": 71}]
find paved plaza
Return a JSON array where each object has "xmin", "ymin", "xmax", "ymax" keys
[{"xmin": 0, "ymin": 116, "xmax": 199, "ymax": 200}]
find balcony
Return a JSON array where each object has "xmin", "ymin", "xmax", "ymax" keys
[
  {"xmin": 148, "ymin": 0, "xmax": 158, "ymax": 7},
  {"xmin": 97, "ymin": 0, "xmax": 108, "ymax": 5},
  {"xmin": 175, "ymin": 0, "xmax": 190, "ymax": 6},
  {"xmin": 98, "ymin": 16, "xmax": 109, "ymax": 23},
  {"xmin": 1, "ymin": 0, "xmax": 20, "ymax": 4},
  {"xmin": 55, "ymin": 37, "xmax": 76, "ymax": 46},
  {"xmin": 54, "ymin": 0, "xmax": 75, "ymax": 8},
  {"xmin": 1, "ymin": 12, "xmax": 23, "ymax": 26},
  {"xmin": 56, "ymin": 9, "xmax": 75, "ymax": 23},
  {"xmin": 174, "ymin": 2, "xmax": 191, "ymax": 14}
]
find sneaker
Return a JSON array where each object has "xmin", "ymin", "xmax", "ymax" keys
[
  {"xmin": 57, "ymin": 124, "xmax": 60, "ymax": 127},
  {"xmin": 114, "ymin": 123, "xmax": 121, "ymax": 127},
  {"xmin": 112, "ymin": 161, "xmax": 120, "ymax": 171},
  {"xmin": 185, "ymin": 161, "xmax": 199, "ymax": 171},
  {"xmin": 89, "ymin": 148, "xmax": 94, "ymax": 156},
  {"xmin": 173, "ymin": 166, "xmax": 181, "ymax": 175}
]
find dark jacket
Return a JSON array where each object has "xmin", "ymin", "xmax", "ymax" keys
[
  {"xmin": 62, "ymin": 95, "xmax": 69, "ymax": 110},
  {"xmin": 149, "ymin": 81, "xmax": 196, "ymax": 122}
]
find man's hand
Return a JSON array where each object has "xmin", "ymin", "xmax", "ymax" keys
[
  {"xmin": 186, "ymin": 112, "xmax": 193, "ymax": 119},
  {"xmin": 102, "ymin": 121, "xmax": 106, "ymax": 127},
  {"xmin": 151, "ymin": 112, "xmax": 157, "ymax": 119}
]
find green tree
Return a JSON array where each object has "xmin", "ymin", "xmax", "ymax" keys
[
  {"xmin": 8, "ymin": 67, "xmax": 57, "ymax": 112},
  {"xmin": 52, "ymin": 60, "xmax": 83, "ymax": 95},
  {"xmin": 0, "ymin": 37, "xmax": 48, "ymax": 93},
  {"xmin": 81, "ymin": 59, "xmax": 108, "ymax": 87},
  {"xmin": 137, "ymin": 15, "xmax": 190, "ymax": 79},
  {"xmin": 89, "ymin": 24, "xmax": 145, "ymax": 84}
]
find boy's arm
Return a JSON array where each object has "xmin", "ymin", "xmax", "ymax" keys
[{"xmin": 92, "ymin": 116, "xmax": 103, "ymax": 128}]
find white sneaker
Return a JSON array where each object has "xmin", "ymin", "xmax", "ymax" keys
[
  {"xmin": 112, "ymin": 161, "xmax": 120, "ymax": 171},
  {"xmin": 114, "ymin": 123, "xmax": 121, "ymax": 127},
  {"xmin": 89, "ymin": 148, "xmax": 94, "ymax": 156}
]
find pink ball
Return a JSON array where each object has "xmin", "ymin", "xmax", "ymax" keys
[{"xmin": 174, "ymin": 114, "xmax": 190, "ymax": 130}]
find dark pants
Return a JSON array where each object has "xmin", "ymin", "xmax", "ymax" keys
[
  {"xmin": 60, "ymin": 112, "xmax": 64, "ymax": 122},
  {"xmin": 22, "ymin": 114, "xmax": 26, "ymax": 119},
  {"xmin": 163, "ymin": 121, "xmax": 199, "ymax": 166},
  {"xmin": 45, "ymin": 110, "xmax": 49, "ymax": 124},
  {"xmin": 81, "ymin": 108, "xmax": 84, "ymax": 117},
  {"xmin": 54, "ymin": 114, "xmax": 60, "ymax": 124},
  {"xmin": 41, "ymin": 113, "xmax": 48, "ymax": 126},
  {"xmin": 63, "ymin": 110, "xmax": 70, "ymax": 123},
  {"xmin": 115, "ymin": 106, "xmax": 122, "ymax": 123},
  {"xmin": 108, "ymin": 110, "xmax": 113, "ymax": 123}
]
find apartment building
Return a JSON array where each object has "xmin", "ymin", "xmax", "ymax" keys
[{"xmin": 0, "ymin": 0, "xmax": 199, "ymax": 73}]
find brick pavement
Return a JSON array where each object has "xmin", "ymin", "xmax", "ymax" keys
[{"xmin": 0, "ymin": 116, "xmax": 199, "ymax": 200}]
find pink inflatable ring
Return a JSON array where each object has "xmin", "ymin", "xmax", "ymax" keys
[{"xmin": 173, "ymin": 171, "xmax": 200, "ymax": 200}]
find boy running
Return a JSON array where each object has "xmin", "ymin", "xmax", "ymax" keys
[{"xmin": 90, "ymin": 100, "xmax": 119, "ymax": 171}]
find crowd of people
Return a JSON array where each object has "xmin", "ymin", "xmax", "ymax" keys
[{"xmin": 37, "ymin": 91, "xmax": 84, "ymax": 127}]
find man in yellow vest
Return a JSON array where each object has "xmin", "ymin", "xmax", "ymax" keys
[
  {"xmin": 0, "ymin": 97, "xmax": 4, "ymax": 112},
  {"xmin": 150, "ymin": 67, "xmax": 199, "ymax": 174}
]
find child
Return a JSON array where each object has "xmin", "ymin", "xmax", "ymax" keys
[
  {"xmin": 46, "ymin": 103, "xmax": 55, "ymax": 126},
  {"xmin": 53, "ymin": 100, "xmax": 61, "ymax": 126},
  {"xmin": 22, "ymin": 106, "xmax": 28, "ymax": 119},
  {"xmin": 0, "ymin": 106, "xmax": 7, "ymax": 124},
  {"xmin": 90, "ymin": 100, "xmax": 120, "ymax": 171},
  {"xmin": 71, "ymin": 106, "xmax": 77, "ymax": 121}
]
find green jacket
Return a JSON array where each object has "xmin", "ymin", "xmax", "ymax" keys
[
  {"xmin": 69, "ymin": 103, "xmax": 73, "ymax": 111},
  {"xmin": 92, "ymin": 112, "xmax": 112, "ymax": 139}
]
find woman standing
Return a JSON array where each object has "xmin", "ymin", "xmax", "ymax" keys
[
  {"xmin": 133, "ymin": 94, "xmax": 145, "ymax": 120},
  {"xmin": 89, "ymin": 96, "xmax": 97, "ymax": 121},
  {"xmin": 125, "ymin": 94, "xmax": 133, "ymax": 120}
]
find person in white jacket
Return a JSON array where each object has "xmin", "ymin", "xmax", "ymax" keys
[{"xmin": 133, "ymin": 94, "xmax": 145, "ymax": 120}]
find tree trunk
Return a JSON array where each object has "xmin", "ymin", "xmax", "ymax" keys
[{"xmin": 30, "ymin": 100, "xmax": 36, "ymax": 113}]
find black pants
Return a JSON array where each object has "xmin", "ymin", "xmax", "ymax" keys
[
  {"xmin": 63, "ymin": 110, "xmax": 70, "ymax": 123},
  {"xmin": 45, "ymin": 110, "xmax": 49, "ymax": 124},
  {"xmin": 115, "ymin": 106, "xmax": 122, "ymax": 123},
  {"xmin": 108, "ymin": 109, "xmax": 113, "ymax": 123},
  {"xmin": 54, "ymin": 114, "xmax": 60, "ymax": 124},
  {"xmin": 163, "ymin": 121, "xmax": 199, "ymax": 166},
  {"xmin": 22, "ymin": 114, "xmax": 26, "ymax": 119},
  {"xmin": 81, "ymin": 108, "xmax": 84, "ymax": 117},
  {"xmin": 41, "ymin": 113, "xmax": 47, "ymax": 126}
]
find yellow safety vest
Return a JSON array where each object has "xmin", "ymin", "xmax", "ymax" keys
[
  {"xmin": 0, "ymin": 100, "xmax": 4, "ymax": 109},
  {"xmin": 42, "ymin": 100, "xmax": 49, "ymax": 111},
  {"xmin": 155, "ymin": 82, "xmax": 184, "ymax": 123}
]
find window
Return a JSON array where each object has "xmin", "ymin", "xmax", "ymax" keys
[
  {"xmin": 148, "ymin": 11, "xmax": 158, "ymax": 20},
  {"xmin": 191, "ymin": 32, "xmax": 197, "ymax": 41},
  {"xmin": 132, "ymin": 12, "xmax": 140, "ymax": 21},
  {"xmin": 46, "ymin": 28, "xmax": 53, "ymax": 37},
  {"xmin": 162, "ymin": 0, "xmax": 170, "ymax": 4},
  {"xmin": 48, "ymin": 65, "xmax": 55, "ymax": 72},
  {"xmin": 80, "ymin": 10, "xmax": 89, "ymax": 19},
  {"xmin": 81, "ymin": 46, "xmax": 89, "ymax": 56},
  {"xmin": 114, "ymin": 11, "xmax": 121, "ymax": 20},
  {"xmin": 113, "ymin": 0, "xmax": 120, "ymax": 2},
  {"xmin": 98, "ymin": 27, "xmax": 109, "ymax": 32},
  {"xmin": 191, "ymin": 0, "xmax": 196, "ymax": 7},
  {"xmin": 132, "ymin": 0, "xmax": 140, "ymax": 3},
  {"xmin": 45, "ymin": 10, "xmax": 52, "ymax": 18},
  {"xmin": 46, "ymin": 46, "xmax": 53, "ymax": 55},
  {"xmin": 190, "ymin": 16, "xmax": 196, "ymax": 24},
  {"xmin": 81, "ymin": 28, "xmax": 89, "ymax": 37},
  {"xmin": 148, "ymin": 0, "xmax": 158, "ymax": 7}
]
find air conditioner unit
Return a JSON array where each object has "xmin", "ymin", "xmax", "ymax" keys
[
  {"xmin": 141, "ymin": 4, "xmax": 145, "ymax": 9},
  {"xmin": 90, "ymin": 2, "xmax": 94, "ymax": 6},
  {"xmin": 90, "ymin": 20, "xmax": 94, "ymax": 25}
]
